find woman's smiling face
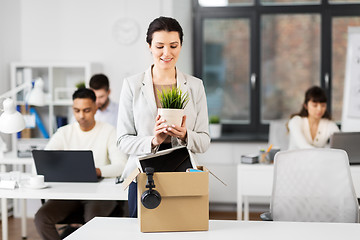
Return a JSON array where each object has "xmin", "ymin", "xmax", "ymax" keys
[{"xmin": 149, "ymin": 31, "xmax": 182, "ymax": 70}]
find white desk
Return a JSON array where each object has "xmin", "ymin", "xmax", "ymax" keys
[
  {"xmin": 65, "ymin": 217, "xmax": 360, "ymax": 240},
  {"xmin": 1, "ymin": 179, "xmax": 128, "ymax": 240},
  {"xmin": 237, "ymin": 163, "xmax": 360, "ymax": 220},
  {"xmin": 0, "ymin": 153, "xmax": 34, "ymax": 240}
]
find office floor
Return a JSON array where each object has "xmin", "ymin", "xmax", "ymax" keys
[{"xmin": 1, "ymin": 211, "xmax": 262, "ymax": 240}]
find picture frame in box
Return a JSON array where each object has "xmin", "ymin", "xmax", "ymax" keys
[{"xmin": 136, "ymin": 146, "xmax": 197, "ymax": 173}]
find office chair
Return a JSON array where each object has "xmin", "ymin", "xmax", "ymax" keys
[
  {"xmin": 261, "ymin": 148, "xmax": 359, "ymax": 223},
  {"xmin": 269, "ymin": 119, "xmax": 289, "ymax": 151},
  {"xmin": 268, "ymin": 119, "xmax": 289, "ymax": 150}
]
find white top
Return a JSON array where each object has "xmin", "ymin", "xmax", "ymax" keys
[
  {"xmin": 45, "ymin": 121, "xmax": 127, "ymax": 177},
  {"xmin": 64, "ymin": 217, "xmax": 360, "ymax": 240},
  {"xmin": 95, "ymin": 100, "xmax": 119, "ymax": 128},
  {"xmin": 288, "ymin": 116, "xmax": 340, "ymax": 150}
]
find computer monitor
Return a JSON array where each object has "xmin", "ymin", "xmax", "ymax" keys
[{"xmin": 330, "ymin": 132, "xmax": 360, "ymax": 165}]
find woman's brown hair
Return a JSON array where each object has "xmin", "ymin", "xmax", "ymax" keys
[{"xmin": 290, "ymin": 86, "xmax": 331, "ymax": 120}]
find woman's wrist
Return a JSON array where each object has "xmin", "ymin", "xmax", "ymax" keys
[
  {"xmin": 151, "ymin": 137, "xmax": 160, "ymax": 147},
  {"xmin": 151, "ymin": 137, "xmax": 160, "ymax": 153}
]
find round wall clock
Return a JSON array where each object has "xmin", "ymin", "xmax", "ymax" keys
[{"xmin": 112, "ymin": 18, "xmax": 140, "ymax": 45}]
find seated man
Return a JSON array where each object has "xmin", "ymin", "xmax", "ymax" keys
[
  {"xmin": 34, "ymin": 88, "xmax": 127, "ymax": 240},
  {"xmin": 89, "ymin": 73, "xmax": 119, "ymax": 128}
]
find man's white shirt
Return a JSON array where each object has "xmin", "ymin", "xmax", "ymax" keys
[{"xmin": 95, "ymin": 100, "xmax": 119, "ymax": 128}]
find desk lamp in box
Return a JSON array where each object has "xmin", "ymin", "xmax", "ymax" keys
[{"xmin": 0, "ymin": 78, "xmax": 46, "ymax": 156}]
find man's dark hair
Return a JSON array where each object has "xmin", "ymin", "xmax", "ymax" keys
[
  {"xmin": 72, "ymin": 88, "xmax": 96, "ymax": 102},
  {"xmin": 89, "ymin": 74, "xmax": 110, "ymax": 91},
  {"xmin": 146, "ymin": 16, "xmax": 183, "ymax": 46}
]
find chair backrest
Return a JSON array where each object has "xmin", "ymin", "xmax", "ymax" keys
[
  {"xmin": 270, "ymin": 148, "xmax": 359, "ymax": 223},
  {"xmin": 268, "ymin": 119, "xmax": 289, "ymax": 151}
]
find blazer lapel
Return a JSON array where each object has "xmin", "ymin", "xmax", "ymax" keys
[
  {"xmin": 176, "ymin": 68, "xmax": 189, "ymax": 110},
  {"xmin": 141, "ymin": 67, "xmax": 157, "ymax": 118}
]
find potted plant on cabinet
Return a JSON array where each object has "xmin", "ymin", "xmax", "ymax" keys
[
  {"xmin": 209, "ymin": 115, "xmax": 222, "ymax": 139},
  {"xmin": 157, "ymin": 87, "xmax": 189, "ymax": 126}
]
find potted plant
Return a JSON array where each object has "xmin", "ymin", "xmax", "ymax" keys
[
  {"xmin": 75, "ymin": 81, "xmax": 86, "ymax": 89},
  {"xmin": 209, "ymin": 115, "xmax": 222, "ymax": 139},
  {"xmin": 157, "ymin": 87, "xmax": 189, "ymax": 126}
]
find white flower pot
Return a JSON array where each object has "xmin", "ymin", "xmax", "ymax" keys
[
  {"xmin": 209, "ymin": 124, "xmax": 222, "ymax": 139},
  {"xmin": 157, "ymin": 108, "xmax": 184, "ymax": 127}
]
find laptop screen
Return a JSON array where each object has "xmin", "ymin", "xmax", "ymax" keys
[
  {"xmin": 32, "ymin": 150, "xmax": 99, "ymax": 182},
  {"xmin": 330, "ymin": 132, "xmax": 360, "ymax": 165}
]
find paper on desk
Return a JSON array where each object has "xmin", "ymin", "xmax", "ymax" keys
[{"xmin": 0, "ymin": 180, "xmax": 17, "ymax": 189}]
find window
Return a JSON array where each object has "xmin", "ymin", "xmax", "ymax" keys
[
  {"xmin": 203, "ymin": 18, "xmax": 250, "ymax": 123},
  {"xmin": 193, "ymin": 1, "xmax": 360, "ymax": 139},
  {"xmin": 261, "ymin": 0, "xmax": 320, "ymax": 4},
  {"xmin": 199, "ymin": 0, "xmax": 254, "ymax": 6},
  {"xmin": 261, "ymin": 14, "xmax": 320, "ymax": 122}
]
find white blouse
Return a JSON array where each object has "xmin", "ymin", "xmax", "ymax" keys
[{"xmin": 288, "ymin": 116, "xmax": 340, "ymax": 150}]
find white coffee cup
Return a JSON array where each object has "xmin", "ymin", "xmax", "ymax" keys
[{"xmin": 29, "ymin": 175, "xmax": 44, "ymax": 187}]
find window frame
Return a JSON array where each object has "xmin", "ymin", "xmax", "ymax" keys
[{"xmin": 193, "ymin": 0, "xmax": 360, "ymax": 141}]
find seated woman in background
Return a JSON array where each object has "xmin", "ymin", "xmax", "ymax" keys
[{"xmin": 288, "ymin": 86, "xmax": 339, "ymax": 150}]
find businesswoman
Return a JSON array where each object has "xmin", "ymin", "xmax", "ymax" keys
[
  {"xmin": 117, "ymin": 16, "xmax": 211, "ymax": 217},
  {"xmin": 288, "ymin": 86, "xmax": 339, "ymax": 150}
]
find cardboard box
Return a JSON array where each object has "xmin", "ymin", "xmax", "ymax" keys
[{"xmin": 125, "ymin": 166, "xmax": 209, "ymax": 232}]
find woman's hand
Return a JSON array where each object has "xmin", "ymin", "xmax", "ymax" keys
[
  {"xmin": 166, "ymin": 115, "xmax": 187, "ymax": 141},
  {"xmin": 152, "ymin": 115, "xmax": 169, "ymax": 147}
]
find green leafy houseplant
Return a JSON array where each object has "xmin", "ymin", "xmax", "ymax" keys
[
  {"xmin": 209, "ymin": 115, "xmax": 220, "ymax": 124},
  {"xmin": 157, "ymin": 87, "xmax": 189, "ymax": 109}
]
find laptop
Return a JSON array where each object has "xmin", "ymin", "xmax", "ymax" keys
[
  {"xmin": 330, "ymin": 132, "xmax": 360, "ymax": 165},
  {"xmin": 32, "ymin": 150, "xmax": 100, "ymax": 182}
]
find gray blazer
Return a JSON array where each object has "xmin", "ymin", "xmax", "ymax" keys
[{"xmin": 117, "ymin": 66, "xmax": 211, "ymax": 178}]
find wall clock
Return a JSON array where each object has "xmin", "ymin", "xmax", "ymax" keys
[{"xmin": 112, "ymin": 18, "xmax": 140, "ymax": 45}]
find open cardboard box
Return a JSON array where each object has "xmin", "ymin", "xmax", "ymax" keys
[
  {"xmin": 124, "ymin": 163, "xmax": 215, "ymax": 232},
  {"xmin": 124, "ymin": 165, "xmax": 211, "ymax": 232},
  {"xmin": 123, "ymin": 147, "xmax": 226, "ymax": 232}
]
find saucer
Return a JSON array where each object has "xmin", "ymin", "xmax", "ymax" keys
[{"xmin": 23, "ymin": 183, "xmax": 48, "ymax": 189}]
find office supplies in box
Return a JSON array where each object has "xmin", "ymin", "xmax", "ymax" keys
[{"xmin": 123, "ymin": 147, "xmax": 222, "ymax": 233}]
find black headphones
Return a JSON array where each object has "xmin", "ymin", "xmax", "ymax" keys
[{"xmin": 141, "ymin": 167, "xmax": 161, "ymax": 209}]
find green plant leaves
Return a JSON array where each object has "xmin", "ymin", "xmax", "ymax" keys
[
  {"xmin": 157, "ymin": 86, "xmax": 189, "ymax": 109},
  {"xmin": 209, "ymin": 115, "xmax": 220, "ymax": 124}
]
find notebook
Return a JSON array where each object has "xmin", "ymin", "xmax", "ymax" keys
[
  {"xmin": 330, "ymin": 132, "xmax": 360, "ymax": 165},
  {"xmin": 137, "ymin": 146, "xmax": 197, "ymax": 173},
  {"xmin": 32, "ymin": 150, "xmax": 100, "ymax": 182}
]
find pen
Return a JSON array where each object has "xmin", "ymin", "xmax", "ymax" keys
[{"xmin": 266, "ymin": 144, "xmax": 273, "ymax": 153}]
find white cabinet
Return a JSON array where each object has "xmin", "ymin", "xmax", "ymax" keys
[
  {"xmin": 198, "ymin": 142, "xmax": 268, "ymax": 205},
  {"xmin": 10, "ymin": 62, "xmax": 101, "ymax": 152}
]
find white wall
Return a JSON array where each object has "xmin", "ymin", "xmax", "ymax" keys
[
  {"xmin": 0, "ymin": 0, "xmax": 21, "ymax": 92},
  {"xmin": 0, "ymin": 0, "xmax": 21, "ymax": 148},
  {"xmin": 19, "ymin": 0, "xmax": 193, "ymax": 102},
  {"xmin": 1, "ymin": 0, "xmax": 193, "ymax": 217}
]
